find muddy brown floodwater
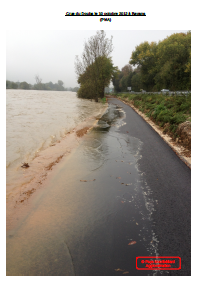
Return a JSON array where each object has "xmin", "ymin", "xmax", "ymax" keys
[{"xmin": 7, "ymin": 104, "xmax": 160, "ymax": 276}]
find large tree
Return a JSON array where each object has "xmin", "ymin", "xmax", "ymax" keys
[
  {"xmin": 77, "ymin": 56, "xmax": 114, "ymax": 99},
  {"xmin": 129, "ymin": 31, "xmax": 191, "ymax": 91},
  {"xmin": 75, "ymin": 30, "xmax": 114, "ymax": 101},
  {"xmin": 112, "ymin": 64, "xmax": 134, "ymax": 92},
  {"xmin": 154, "ymin": 31, "xmax": 191, "ymax": 90},
  {"xmin": 129, "ymin": 41, "xmax": 158, "ymax": 91}
]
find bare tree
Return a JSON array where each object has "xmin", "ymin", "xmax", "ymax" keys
[
  {"xmin": 75, "ymin": 31, "xmax": 113, "ymax": 76},
  {"xmin": 35, "ymin": 74, "xmax": 42, "ymax": 84}
]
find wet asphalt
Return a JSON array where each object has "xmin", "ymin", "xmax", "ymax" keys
[
  {"xmin": 6, "ymin": 98, "xmax": 191, "ymax": 276},
  {"xmin": 107, "ymin": 98, "xmax": 191, "ymax": 276}
]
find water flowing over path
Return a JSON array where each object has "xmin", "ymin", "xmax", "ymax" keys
[{"xmin": 6, "ymin": 99, "xmax": 191, "ymax": 276}]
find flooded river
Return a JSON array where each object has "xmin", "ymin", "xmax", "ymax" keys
[{"xmin": 6, "ymin": 90, "xmax": 107, "ymax": 201}]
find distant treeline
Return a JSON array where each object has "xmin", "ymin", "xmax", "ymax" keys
[
  {"xmin": 6, "ymin": 79, "xmax": 79, "ymax": 92},
  {"xmin": 113, "ymin": 31, "xmax": 191, "ymax": 92}
]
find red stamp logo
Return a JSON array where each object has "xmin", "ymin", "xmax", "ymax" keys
[{"xmin": 136, "ymin": 256, "xmax": 181, "ymax": 270}]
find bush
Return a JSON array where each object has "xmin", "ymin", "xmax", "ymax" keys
[
  {"xmin": 169, "ymin": 124, "xmax": 177, "ymax": 135},
  {"xmin": 146, "ymin": 110, "xmax": 153, "ymax": 117},
  {"xmin": 128, "ymin": 94, "xmax": 134, "ymax": 101},
  {"xmin": 156, "ymin": 109, "xmax": 173, "ymax": 124},
  {"xmin": 122, "ymin": 94, "xmax": 129, "ymax": 98},
  {"xmin": 153, "ymin": 104, "xmax": 166, "ymax": 119},
  {"xmin": 132, "ymin": 94, "xmax": 142, "ymax": 101},
  {"xmin": 134, "ymin": 101, "xmax": 141, "ymax": 107},
  {"xmin": 169, "ymin": 113, "xmax": 187, "ymax": 125}
]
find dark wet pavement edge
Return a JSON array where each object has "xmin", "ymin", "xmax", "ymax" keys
[{"xmin": 108, "ymin": 98, "xmax": 191, "ymax": 276}]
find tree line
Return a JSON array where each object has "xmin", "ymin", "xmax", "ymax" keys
[
  {"xmin": 6, "ymin": 76, "xmax": 79, "ymax": 92},
  {"xmin": 113, "ymin": 31, "xmax": 191, "ymax": 92}
]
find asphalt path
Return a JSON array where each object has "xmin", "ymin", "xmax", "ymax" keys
[
  {"xmin": 6, "ymin": 98, "xmax": 191, "ymax": 276},
  {"xmin": 108, "ymin": 98, "xmax": 191, "ymax": 276}
]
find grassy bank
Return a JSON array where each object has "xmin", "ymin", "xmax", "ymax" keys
[{"xmin": 112, "ymin": 92, "xmax": 191, "ymax": 146}]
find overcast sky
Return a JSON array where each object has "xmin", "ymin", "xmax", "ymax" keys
[{"xmin": 6, "ymin": 30, "xmax": 189, "ymax": 88}]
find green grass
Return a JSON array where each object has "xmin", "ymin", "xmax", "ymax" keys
[
  {"xmin": 115, "ymin": 92, "xmax": 191, "ymax": 139},
  {"xmin": 99, "ymin": 97, "xmax": 107, "ymax": 104}
]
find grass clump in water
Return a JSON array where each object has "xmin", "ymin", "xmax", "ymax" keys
[{"xmin": 99, "ymin": 97, "xmax": 107, "ymax": 104}]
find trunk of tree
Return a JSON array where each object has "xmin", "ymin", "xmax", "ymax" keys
[{"xmin": 100, "ymin": 88, "xmax": 105, "ymax": 98}]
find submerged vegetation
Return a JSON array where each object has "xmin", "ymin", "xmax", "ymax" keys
[
  {"xmin": 99, "ymin": 97, "xmax": 107, "ymax": 104},
  {"xmin": 114, "ymin": 92, "xmax": 191, "ymax": 144}
]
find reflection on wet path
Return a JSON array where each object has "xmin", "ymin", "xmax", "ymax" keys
[{"xmin": 7, "ymin": 103, "xmax": 158, "ymax": 276}]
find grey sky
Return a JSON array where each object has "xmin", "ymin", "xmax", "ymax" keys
[{"xmin": 6, "ymin": 30, "xmax": 189, "ymax": 88}]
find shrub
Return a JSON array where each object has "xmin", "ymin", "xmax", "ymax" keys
[
  {"xmin": 134, "ymin": 101, "xmax": 141, "ymax": 107},
  {"xmin": 169, "ymin": 113, "xmax": 187, "ymax": 125},
  {"xmin": 153, "ymin": 104, "xmax": 166, "ymax": 119},
  {"xmin": 146, "ymin": 110, "xmax": 153, "ymax": 117},
  {"xmin": 133, "ymin": 94, "xmax": 142, "ymax": 101},
  {"xmin": 128, "ymin": 94, "xmax": 134, "ymax": 101},
  {"xmin": 157, "ymin": 109, "xmax": 172, "ymax": 124}
]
